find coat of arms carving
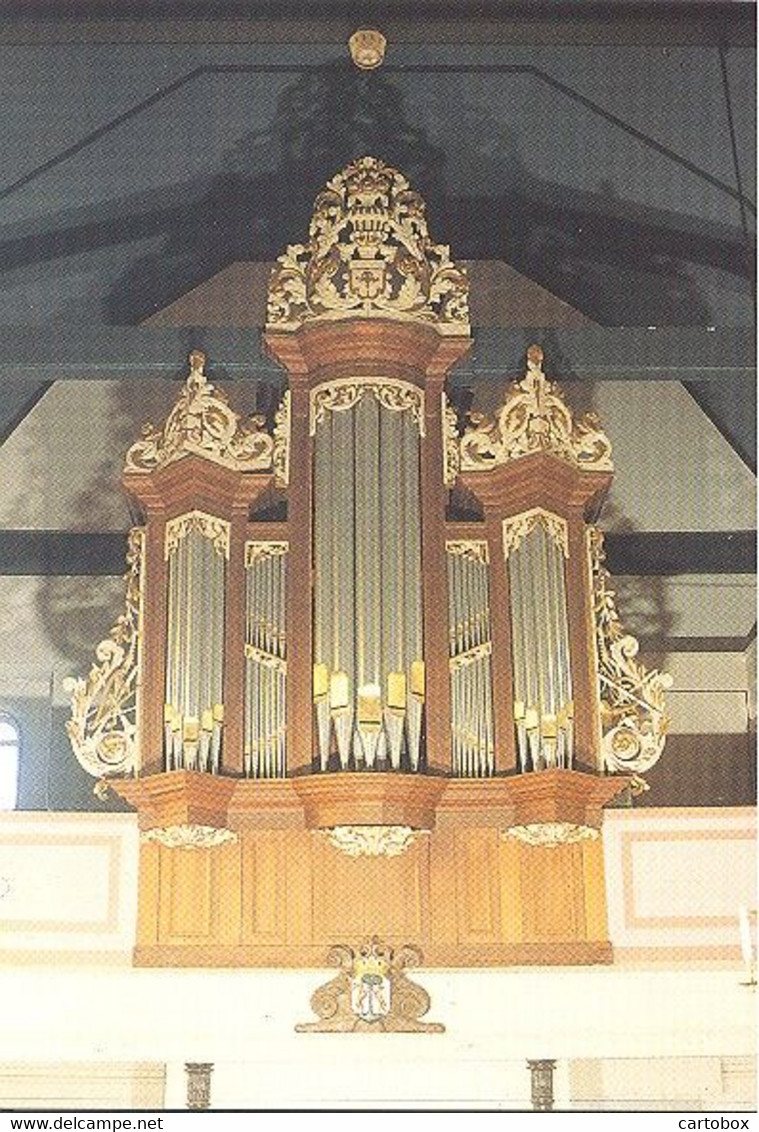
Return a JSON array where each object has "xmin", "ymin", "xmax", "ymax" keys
[{"xmin": 296, "ymin": 937, "xmax": 444, "ymax": 1033}]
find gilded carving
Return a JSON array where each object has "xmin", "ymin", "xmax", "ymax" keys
[
  {"xmin": 448, "ymin": 639, "xmax": 492, "ymax": 673},
  {"xmin": 272, "ymin": 389, "xmax": 291, "ymax": 486},
  {"xmin": 245, "ymin": 540, "xmax": 288, "ymax": 565},
  {"xmin": 460, "ymin": 345, "xmax": 613, "ymax": 473},
  {"xmin": 64, "ymin": 528, "xmax": 144, "ymax": 779},
  {"xmin": 324, "ymin": 825, "xmax": 420, "ymax": 858},
  {"xmin": 296, "ymin": 937, "xmax": 444, "ymax": 1033},
  {"xmin": 589, "ymin": 527, "xmax": 673, "ymax": 775},
  {"xmin": 141, "ymin": 825, "xmax": 238, "ymax": 850},
  {"xmin": 503, "ymin": 508, "xmax": 569, "ymax": 559},
  {"xmin": 442, "ymin": 393, "xmax": 460, "ymax": 486},
  {"xmin": 309, "ymin": 376, "xmax": 425, "ymax": 436},
  {"xmin": 505, "ymin": 823, "xmax": 599, "ymax": 848},
  {"xmin": 267, "ymin": 156, "xmax": 469, "ymax": 335},
  {"xmin": 164, "ymin": 510, "xmax": 230, "ymax": 559},
  {"xmin": 445, "ymin": 539, "xmax": 489, "ymax": 563},
  {"xmin": 124, "ymin": 350, "xmax": 274, "ymax": 475}
]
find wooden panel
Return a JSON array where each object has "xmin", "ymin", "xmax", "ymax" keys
[
  {"xmin": 581, "ymin": 837, "xmax": 608, "ymax": 942},
  {"xmin": 160, "ymin": 847, "xmax": 214, "ymax": 942},
  {"xmin": 310, "ymin": 833, "xmax": 427, "ymax": 942},
  {"xmin": 136, "ymin": 842, "xmax": 160, "ymax": 946},
  {"xmin": 519, "ymin": 841, "xmax": 586, "ymax": 942},
  {"xmin": 311, "ymin": 837, "xmax": 373, "ymax": 940},
  {"xmin": 241, "ymin": 832, "xmax": 286, "ymax": 944},
  {"xmin": 213, "ymin": 838, "xmax": 242, "ymax": 945},
  {"xmin": 137, "ymin": 818, "xmax": 612, "ymax": 963},
  {"xmin": 362, "ymin": 836, "xmax": 427, "ymax": 939},
  {"xmin": 455, "ymin": 828, "xmax": 501, "ymax": 943},
  {"xmin": 428, "ymin": 827, "xmax": 458, "ymax": 945},
  {"xmin": 497, "ymin": 834, "xmax": 523, "ymax": 943},
  {"xmin": 285, "ymin": 831, "xmax": 314, "ymax": 945}
]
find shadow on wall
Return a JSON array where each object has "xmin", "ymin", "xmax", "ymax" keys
[{"xmin": 88, "ymin": 60, "xmax": 720, "ymax": 326}]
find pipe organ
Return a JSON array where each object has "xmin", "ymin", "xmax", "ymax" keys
[{"xmin": 67, "ymin": 157, "xmax": 671, "ymax": 967}]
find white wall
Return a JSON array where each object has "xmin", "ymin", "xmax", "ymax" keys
[{"xmin": 0, "ymin": 809, "xmax": 754, "ymax": 1110}]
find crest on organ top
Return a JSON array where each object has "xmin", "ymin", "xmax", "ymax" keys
[{"xmin": 266, "ymin": 156, "xmax": 470, "ymax": 335}]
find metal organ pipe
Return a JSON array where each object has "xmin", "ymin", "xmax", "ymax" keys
[
  {"xmin": 164, "ymin": 515, "xmax": 227, "ymax": 773},
  {"xmin": 506, "ymin": 513, "xmax": 573, "ymax": 773},
  {"xmin": 244, "ymin": 543, "xmax": 287, "ymax": 779},
  {"xmin": 446, "ymin": 542, "xmax": 495, "ymax": 778},
  {"xmin": 311, "ymin": 383, "xmax": 425, "ymax": 773}
]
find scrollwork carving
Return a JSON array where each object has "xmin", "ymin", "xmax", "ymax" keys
[
  {"xmin": 324, "ymin": 825, "xmax": 420, "ymax": 858},
  {"xmin": 589, "ymin": 527, "xmax": 673, "ymax": 775},
  {"xmin": 141, "ymin": 824, "xmax": 238, "ymax": 850},
  {"xmin": 272, "ymin": 389, "xmax": 291, "ymax": 486},
  {"xmin": 64, "ymin": 529, "xmax": 144, "ymax": 779},
  {"xmin": 267, "ymin": 156, "xmax": 469, "ymax": 336},
  {"xmin": 503, "ymin": 508, "xmax": 568, "ymax": 559},
  {"xmin": 164, "ymin": 511, "xmax": 230, "ymax": 559},
  {"xmin": 505, "ymin": 823, "xmax": 599, "ymax": 848},
  {"xmin": 296, "ymin": 936, "xmax": 444, "ymax": 1033},
  {"xmin": 442, "ymin": 393, "xmax": 460, "ymax": 486},
  {"xmin": 309, "ymin": 377, "xmax": 425, "ymax": 436},
  {"xmin": 445, "ymin": 539, "xmax": 489, "ymax": 563},
  {"xmin": 124, "ymin": 351, "xmax": 274, "ymax": 475},
  {"xmin": 460, "ymin": 345, "xmax": 613, "ymax": 473}
]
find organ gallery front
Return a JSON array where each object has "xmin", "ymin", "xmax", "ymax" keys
[{"xmin": 67, "ymin": 157, "xmax": 671, "ymax": 967}]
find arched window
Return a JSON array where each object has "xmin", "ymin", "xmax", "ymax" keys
[{"xmin": 0, "ymin": 714, "xmax": 20, "ymax": 811}]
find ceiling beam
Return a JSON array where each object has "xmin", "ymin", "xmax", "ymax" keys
[
  {"xmin": 0, "ymin": 529, "xmax": 754, "ymax": 577},
  {"xmin": 0, "ymin": 380, "xmax": 54, "ymax": 446},
  {"xmin": 683, "ymin": 379, "xmax": 757, "ymax": 472},
  {"xmin": 0, "ymin": 326, "xmax": 753, "ymax": 385}
]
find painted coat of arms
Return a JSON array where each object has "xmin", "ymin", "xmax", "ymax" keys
[{"xmin": 296, "ymin": 936, "xmax": 444, "ymax": 1033}]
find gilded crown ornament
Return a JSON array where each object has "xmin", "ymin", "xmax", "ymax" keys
[
  {"xmin": 458, "ymin": 345, "xmax": 613, "ymax": 474},
  {"xmin": 124, "ymin": 350, "xmax": 277, "ymax": 476},
  {"xmin": 266, "ymin": 156, "xmax": 470, "ymax": 334}
]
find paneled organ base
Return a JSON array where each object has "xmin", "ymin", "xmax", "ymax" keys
[{"xmin": 131, "ymin": 774, "xmax": 617, "ymax": 968}]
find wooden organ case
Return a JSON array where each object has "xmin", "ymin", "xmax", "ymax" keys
[{"xmin": 67, "ymin": 158, "xmax": 671, "ymax": 967}]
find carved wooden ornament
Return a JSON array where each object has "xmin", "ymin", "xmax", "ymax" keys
[{"xmin": 296, "ymin": 937, "xmax": 444, "ymax": 1033}]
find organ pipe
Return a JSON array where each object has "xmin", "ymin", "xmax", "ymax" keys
[
  {"xmin": 164, "ymin": 513, "xmax": 228, "ymax": 772},
  {"xmin": 244, "ymin": 542, "xmax": 288, "ymax": 779},
  {"xmin": 311, "ymin": 383, "xmax": 425, "ymax": 772},
  {"xmin": 446, "ymin": 541, "xmax": 495, "ymax": 778},
  {"xmin": 505, "ymin": 511, "xmax": 573, "ymax": 772}
]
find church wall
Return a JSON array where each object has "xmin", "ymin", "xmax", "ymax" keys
[
  {"xmin": 0, "ymin": 812, "xmax": 138, "ymax": 962},
  {"xmin": 0, "ymin": 965, "xmax": 752, "ymax": 1109}
]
